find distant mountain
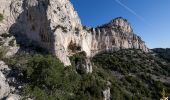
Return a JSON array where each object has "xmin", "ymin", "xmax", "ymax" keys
[{"xmin": 152, "ymin": 48, "xmax": 170, "ymax": 61}]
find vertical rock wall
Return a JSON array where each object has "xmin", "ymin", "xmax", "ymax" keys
[{"xmin": 80, "ymin": 17, "xmax": 148, "ymax": 57}]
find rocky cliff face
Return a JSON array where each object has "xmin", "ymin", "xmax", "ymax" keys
[
  {"xmin": 0, "ymin": 0, "xmax": 148, "ymax": 67},
  {"xmin": 81, "ymin": 17, "xmax": 149, "ymax": 57}
]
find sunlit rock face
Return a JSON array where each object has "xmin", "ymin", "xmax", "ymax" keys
[
  {"xmin": 81, "ymin": 17, "xmax": 149, "ymax": 57},
  {"xmin": 0, "ymin": 0, "xmax": 148, "ymax": 67}
]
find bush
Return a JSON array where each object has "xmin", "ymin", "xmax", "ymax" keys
[
  {"xmin": 24, "ymin": 55, "xmax": 65, "ymax": 88},
  {"xmin": 92, "ymin": 49, "xmax": 170, "ymax": 99},
  {"xmin": 21, "ymin": 54, "xmax": 109, "ymax": 100},
  {"xmin": 23, "ymin": 55, "xmax": 80, "ymax": 99},
  {"xmin": 0, "ymin": 33, "xmax": 12, "ymax": 38},
  {"xmin": 68, "ymin": 41, "xmax": 81, "ymax": 52},
  {"xmin": 0, "ymin": 47, "xmax": 8, "ymax": 59},
  {"xmin": 9, "ymin": 39, "xmax": 15, "ymax": 46},
  {"xmin": 0, "ymin": 13, "xmax": 3, "ymax": 22}
]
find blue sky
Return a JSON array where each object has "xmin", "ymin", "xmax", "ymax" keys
[{"xmin": 70, "ymin": 0, "xmax": 170, "ymax": 48}]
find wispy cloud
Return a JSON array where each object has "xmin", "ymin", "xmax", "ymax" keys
[{"xmin": 114, "ymin": 0, "xmax": 145, "ymax": 21}]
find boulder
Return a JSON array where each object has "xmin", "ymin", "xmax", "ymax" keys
[{"xmin": 0, "ymin": 71, "xmax": 10, "ymax": 99}]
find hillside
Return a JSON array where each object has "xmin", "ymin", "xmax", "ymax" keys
[
  {"xmin": 93, "ymin": 49, "xmax": 170, "ymax": 99},
  {"xmin": 152, "ymin": 48, "xmax": 170, "ymax": 61},
  {"xmin": 0, "ymin": 49, "xmax": 169, "ymax": 100}
]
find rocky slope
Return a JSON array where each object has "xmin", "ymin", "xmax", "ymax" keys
[
  {"xmin": 0, "ymin": 48, "xmax": 169, "ymax": 100},
  {"xmin": 0, "ymin": 0, "xmax": 148, "ymax": 68},
  {"xmin": 92, "ymin": 49, "xmax": 170, "ymax": 99}
]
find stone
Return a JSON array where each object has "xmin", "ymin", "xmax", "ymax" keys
[
  {"xmin": 0, "ymin": 71, "xmax": 10, "ymax": 99},
  {"xmin": 0, "ymin": 61, "xmax": 10, "ymax": 99},
  {"xmin": 6, "ymin": 94, "xmax": 21, "ymax": 100},
  {"xmin": 103, "ymin": 87, "xmax": 111, "ymax": 100},
  {"xmin": 0, "ymin": 33, "xmax": 19, "ymax": 58},
  {"xmin": 0, "ymin": 61, "xmax": 10, "ymax": 70}
]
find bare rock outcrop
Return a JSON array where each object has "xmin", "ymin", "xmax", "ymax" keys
[
  {"xmin": 103, "ymin": 87, "xmax": 111, "ymax": 100},
  {"xmin": 0, "ymin": 71, "xmax": 10, "ymax": 99},
  {"xmin": 0, "ymin": 0, "xmax": 149, "ymax": 68},
  {"xmin": 102, "ymin": 81, "xmax": 111, "ymax": 100},
  {"xmin": 0, "ymin": 33, "xmax": 19, "ymax": 58},
  {"xmin": 0, "ymin": 61, "xmax": 22, "ymax": 100}
]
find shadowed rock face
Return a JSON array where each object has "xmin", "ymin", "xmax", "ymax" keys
[
  {"xmin": 0, "ymin": 0, "xmax": 148, "ymax": 66},
  {"xmin": 0, "ymin": 0, "xmax": 81, "ymax": 66}
]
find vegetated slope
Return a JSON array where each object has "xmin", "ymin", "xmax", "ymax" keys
[
  {"xmin": 3, "ymin": 49, "xmax": 170, "ymax": 100},
  {"xmin": 152, "ymin": 48, "xmax": 170, "ymax": 61},
  {"xmin": 3, "ymin": 52, "xmax": 108, "ymax": 100},
  {"xmin": 92, "ymin": 49, "xmax": 170, "ymax": 100}
]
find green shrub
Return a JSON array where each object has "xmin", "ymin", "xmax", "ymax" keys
[
  {"xmin": 56, "ymin": 25, "xmax": 68, "ymax": 33},
  {"xmin": 24, "ymin": 55, "xmax": 65, "ymax": 88},
  {"xmin": 75, "ymin": 27, "xmax": 80, "ymax": 35},
  {"xmin": 68, "ymin": 41, "xmax": 81, "ymax": 52},
  {"xmin": 21, "ymin": 54, "xmax": 109, "ymax": 99},
  {"xmin": 0, "ymin": 13, "xmax": 3, "ymax": 22},
  {"xmin": 23, "ymin": 55, "xmax": 78, "ymax": 99},
  {"xmin": 0, "ymin": 33, "xmax": 12, "ymax": 38},
  {"xmin": 92, "ymin": 49, "xmax": 170, "ymax": 99},
  {"xmin": 0, "ymin": 47, "xmax": 8, "ymax": 59},
  {"xmin": 9, "ymin": 39, "xmax": 15, "ymax": 46}
]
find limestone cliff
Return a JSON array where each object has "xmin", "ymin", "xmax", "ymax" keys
[
  {"xmin": 81, "ymin": 17, "xmax": 149, "ymax": 57},
  {"xmin": 0, "ymin": 0, "xmax": 149, "ymax": 67}
]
